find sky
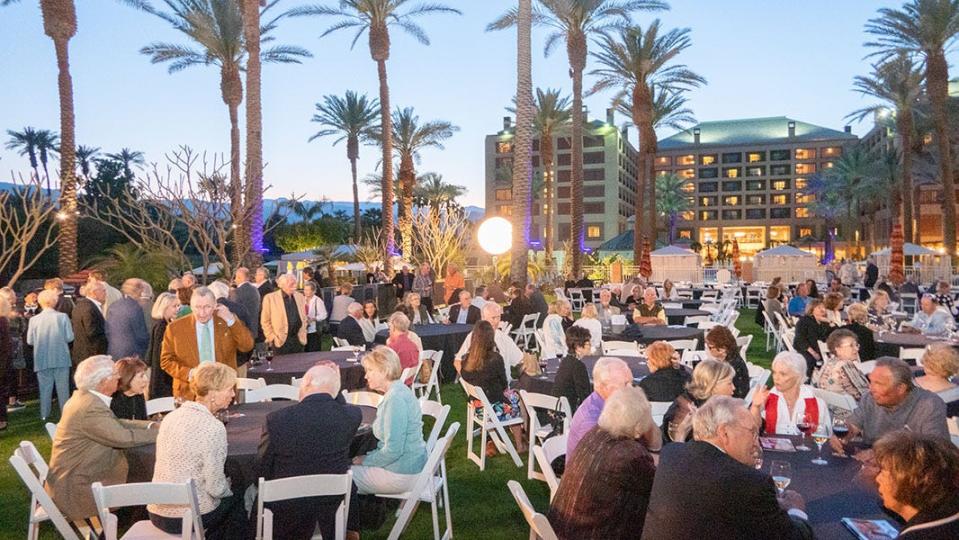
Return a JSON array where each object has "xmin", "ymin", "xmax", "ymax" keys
[{"xmin": 2, "ymin": 0, "xmax": 957, "ymax": 208}]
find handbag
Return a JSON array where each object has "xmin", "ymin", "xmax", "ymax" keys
[{"xmin": 544, "ymin": 396, "xmax": 566, "ymax": 438}]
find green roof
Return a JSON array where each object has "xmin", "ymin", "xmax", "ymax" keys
[{"xmin": 658, "ymin": 116, "xmax": 857, "ymax": 150}]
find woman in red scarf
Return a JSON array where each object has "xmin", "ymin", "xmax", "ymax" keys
[{"xmin": 750, "ymin": 351, "xmax": 830, "ymax": 435}]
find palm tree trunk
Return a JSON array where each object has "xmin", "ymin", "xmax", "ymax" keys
[
  {"xmin": 242, "ymin": 0, "xmax": 263, "ymax": 266},
  {"xmin": 631, "ymin": 87, "xmax": 647, "ymax": 265},
  {"xmin": 898, "ymin": 113, "xmax": 914, "ymax": 244},
  {"xmin": 542, "ymin": 134, "xmax": 555, "ymax": 263},
  {"xmin": 349, "ymin": 151, "xmax": 361, "ymax": 241},
  {"xmin": 928, "ymin": 51, "xmax": 956, "ymax": 259},
  {"xmin": 399, "ymin": 155, "xmax": 415, "ymax": 257},
  {"xmin": 510, "ymin": 0, "xmax": 533, "ymax": 285},
  {"xmin": 40, "ymin": 153, "xmax": 52, "ymax": 197},
  {"xmin": 568, "ymin": 33, "xmax": 586, "ymax": 277},
  {"xmin": 376, "ymin": 58, "xmax": 395, "ymax": 272},
  {"xmin": 668, "ymin": 213, "xmax": 676, "ymax": 245},
  {"xmin": 221, "ymin": 63, "xmax": 244, "ymax": 266}
]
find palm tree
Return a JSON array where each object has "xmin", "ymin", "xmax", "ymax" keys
[
  {"xmin": 866, "ymin": 0, "xmax": 959, "ymax": 258},
  {"xmin": 309, "ymin": 91, "xmax": 380, "ymax": 241},
  {"xmin": 848, "ymin": 53, "xmax": 923, "ymax": 243},
  {"xmin": 489, "ymin": 0, "xmax": 668, "ymax": 276},
  {"xmin": 509, "ymin": 88, "xmax": 572, "ymax": 264},
  {"xmin": 386, "ymin": 107, "xmax": 459, "ymax": 257},
  {"xmin": 858, "ymin": 146, "xmax": 899, "ymax": 253},
  {"xmin": 655, "ymin": 172, "xmax": 690, "ymax": 245},
  {"xmin": 5, "ymin": 127, "xmax": 45, "ymax": 182},
  {"xmin": 413, "ymin": 172, "xmax": 466, "ymax": 215},
  {"xmin": 823, "ymin": 146, "xmax": 878, "ymax": 257},
  {"xmin": 104, "ymin": 147, "xmax": 145, "ymax": 180},
  {"xmin": 75, "ymin": 145, "xmax": 101, "ymax": 183},
  {"xmin": 34, "ymin": 128, "xmax": 60, "ymax": 193},
  {"xmin": 240, "ymin": 0, "xmax": 262, "ymax": 264},
  {"xmin": 505, "ymin": 0, "xmax": 534, "ymax": 284},
  {"xmin": 130, "ymin": 0, "xmax": 310, "ymax": 263},
  {"xmin": 288, "ymin": 0, "xmax": 462, "ymax": 273},
  {"xmin": 590, "ymin": 20, "xmax": 704, "ymax": 263}
]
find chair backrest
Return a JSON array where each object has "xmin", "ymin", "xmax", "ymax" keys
[
  {"xmin": 9, "ymin": 442, "xmax": 81, "ymax": 540},
  {"xmin": 812, "ymin": 387, "xmax": 858, "ymax": 412},
  {"xmin": 520, "ymin": 390, "xmax": 572, "ymax": 436},
  {"xmin": 236, "ymin": 377, "xmax": 267, "ymax": 391},
  {"xmin": 534, "ymin": 434, "xmax": 567, "ymax": 501},
  {"xmin": 602, "ymin": 341, "xmax": 637, "ymax": 353},
  {"xmin": 663, "ymin": 302, "xmax": 682, "ymax": 310},
  {"xmin": 507, "ymin": 480, "xmax": 559, "ymax": 540},
  {"xmin": 899, "ymin": 347, "xmax": 926, "ymax": 364},
  {"xmin": 332, "ymin": 345, "xmax": 362, "ymax": 352},
  {"xmin": 419, "ymin": 349, "xmax": 439, "ymax": 362},
  {"xmin": 667, "ymin": 339, "xmax": 699, "ymax": 352},
  {"xmin": 45, "ymin": 422, "xmax": 57, "ymax": 441},
  {"xmin": 256, "ymin": 471, "xmax": 353, "ymax": 540},
  {"xmin": 146, "ymin": 397, "xmax": 175, "ymax": 417},
  {"xmin": 519, "ymin": 313, "xmax": 539, "ymax": 331},
  {"xmin": 650, "ymin": 401, "xmax": 672, "ymax": 426},
  {"xmin": 606, "ymin": 348, "xmax": 642, "ymax": 357},
  {"xmin": 290, "ymin": 376, "xmax": 303, "ymax": 388},
  {"xmin": 680, "ymin": 349, "xmax": 709, "ymax": 367},
  {"xmin": 332, "ymin": 337, "xmax": 351, "ymax": 348},
  {"xmin": 342, "ymin": 390, "xmax": 383, "ymax": 408},
  {"xmin": 817, "ymin": 341, "xmax": 831, "ymax": 363},
  {"xmin": 937, "ymin": 386, "xmax": 959, "ymax": 405},
  {"xmin": 92, "ymin": 480, "xmax": 203, "ymax": 540},
  {"xmin": 857, "ymin": 360, "xmax": 877, "ymax": 375},
  {"xmin": 553, "ymin": 288, "xmax": 567, "ymax": 301},
  {"xmin": 246, "ymin": 384, "xmax": 300, "ymax": 403},
  {"xmin": 684, "ymin": 315, "xmax": 710, "ymax": 326},
  {"xmin": 737, "ymin": 334, "xmax": 753, "ymax": 359},
  {"xmin": 419, "ymin": 398, "xmax": 451, "ymax": 452}
]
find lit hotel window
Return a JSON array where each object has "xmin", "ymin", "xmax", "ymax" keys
[
  {"xmin": 723, "ymin": 167, "xmax": 740, "ymax": 178},
  {"xmin": 700, "ymin": 154, "xmax": 717, "ymax": 165},
  {"xmin": 772, "ymin": 180, "xmax": 790, "ymax": 190},
  {"xmin": 795, "ymin": 178, "xmax": 807, "ymax": 190},
  {"xmin": 796, "ymin": 163, "xmax": 816, "ymax": 175},
  {"xmin": 795, "ymin": 148, "xmax": 815, "ymax": 160},
  {"xmin": 679, "ymin": 230, "xmax": 692, "ymax": 239},
  {"xmin": 495, "ymin": 189, "xmax": 512, "ymax": 201},
  {"xmin": 723, "ymin": 196, "xmax": 741, "ymax": 206},
  {"xmin": 796, "ymin": 208, "xmax": 810, "ymax": 218},
  {"xmin": 799, "ymin": 227, "xmax": 813, "ymax": 237},
  {"xmin": 681, "ymin": 211, "xmax": 695, "ymax": 221},
  {"xmin": 678, "ymin": 155, "xmax": 696, "ymax": 166},
  {"xmin": 656, "ymin": 156, "xmax": 671, "ymax": 166},
  {"xmin": 772, "ymin": 195, "xmax": 788, "ymax": 205},
  {"xmin": 496, "ymin": 141, "xmax": 513, "ymax": 154},
  {"xmin": 747, "ymin": 152, "xmax": 765, "ymax": 163},
  {"xmin": 681, "ymin": 182, "xmax": 695, "ymax": 193},
  {"xmin": 587, "ymin": 225, "xmax": 602, "ymax": 238},
  {"xmin": 679, "ymin": 169, "xmax": 696, "ymax": 179}
]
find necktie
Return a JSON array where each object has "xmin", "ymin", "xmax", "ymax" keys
[{"xmin": 199, "ymin": 322, "xmax": 214, "ymax": 363}]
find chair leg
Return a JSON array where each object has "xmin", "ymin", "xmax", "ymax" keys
[
  {"xmin": 440, "ymin": 461, "xmax": 452, "ymax": 540},
  {"xmin": 430, "ymin": 491, "xmax": 441, "ymax": 540}
]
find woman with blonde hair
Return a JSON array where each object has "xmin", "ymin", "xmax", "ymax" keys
[
  {"xmin": 639, "ymin": 341, "xmax": 690, "ymax": 402},
  {"xmin": 147, "ymin": 292, "xmax": 180, "ymax": 398},
  {"xmin": 542, "ymin": 299, "xmax": 572, "ymax": 358},
  {"xmin": 661, "ymin": 359, "xmax": 736, "ymax": 442},
  {"xmin": 915, "ymin": 343, "xmax": 959, "ymax": 397},
  {"xmin": 867, "ymin": 289, "xmax": 895, "ymax": 330},
  {"xmin": 572, "ymin": 303, "xmax": 602, "ymax": 352}
]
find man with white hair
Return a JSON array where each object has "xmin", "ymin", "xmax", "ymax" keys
[
  {"xmin": 594, "ymin": 288, "xmax": 621, "ymax": 324},
  {"xmin": 260, "ymin": 273, "xmax": 307, "ymax": 354},
  {"xmin": 210, "ymin": 280, "xmax": 255, "ymax": 376},
  {"xmin": 257, "ymin": 362, "xmax": 362, "ymax": 540},
  {"xmin": 566, "ymin": 356, "xmax": 650, "ymax": 462},
  {"xmin": 229, "ymin": 267, "xmax": 261, "ymax": 343},
  {"xmin": 87, "ymin": 270, "xmax": 122, "ymax": 314},
  {"xmin": 455, "ymin": 302, "xmax": 523, "ymax": 381},
  {"xmin": 46, "ymin": 355, "xmax": 157, "ymax": 527},
  {"xmin": 160, "ymin": 287, "xmax": 254, "ymax": 399},
  {"xmin": 337, "ymin": 302, "xmax": 369, "ymax": 348},
  {"xmin": 632, "ymin": 287, "xmax": 667, "ymax": 326},
  {"xmin": 72, "ymin": 281, "xmax": 108, "ymax": 365},
  {"xmin": 448, "ymin": 290, "xmax": 480, "ymax": 325},
  {"xmin": 105, "ymin": 278, "xmax": 150, "ymax": 359},
  {"xmin": 643, "ymin": 396, "xmax": 813, "ymax": 539}
]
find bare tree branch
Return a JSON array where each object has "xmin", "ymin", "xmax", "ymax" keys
[{"xmin": 0, "ymin": 174, "xmax": 61, "ymax": 286}]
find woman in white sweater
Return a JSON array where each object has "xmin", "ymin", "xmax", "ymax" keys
[{"xmin": 573, "ymin": 303, "xmax": 603, "ymax": 353}]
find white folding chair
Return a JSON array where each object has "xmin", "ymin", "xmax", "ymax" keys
[
  {"xmin": 553, "ymin": 288, "xmax": 568, "ymax": 302},
  {"xmin": 684, "ymin": 315, "xmax": 710, "ymax": 327},
  {"xmin": 92, "ymin": 479, "xmax": 203, "ymax": 540},
  {"xmin": 382, "ymin": 423, "xmax": 460, "ymax": 540},
  {"xmin": 817, "ymin": 341, "xmax": 831, "ymax": 364},
  {"xmin": 146, "ymin": 397, "xmax": 175, "ymax": 417},
  {"xmin": 857, "ymin": 360, "xmax": 877, "ymax": 375},
  {"xmin": 650, "ymin": 401, "xmax": 672, "ymax": 427},
  {"xmin": 419, "ymin": 398, "xmax": 451, "ymax": 453},
  {"xmin": 737, "ymin": 334, "xmax": 753, "ymax": 360},
  {"xmin": 568, "ymin": 289, "xmax": 585, "ymax": 311},
  {"xmin": 436, "ymin": 305, "xmax": 451, "ymax": 322},
  {"xmin": 533, "ymin": 434, "xmax": 567, "ymax": 501},
  {"xmin": 400, "ymin": 359, "xmax": 423, "ymax": 388},
  {"xmin": 899, "ymin": 293, "xmax": 918, "ymax": 315},
  {"xmin": 290, "ymin": 376, "xmax": 303, "ymax": 388},
  {"xmin": 236, "ymin": 377, "xmax": 267, "ymax": 404},
  {"xmin": 414, "ymin": 350, "xmax": 444, "ymax": 403},
  {"xmin": 762, "ymin": 310, "xmax": 781, "ymax": 351},
  {"xmin": 507, "ymin": 480, "xmax": 559, "ymax": 540},
  {"xmin": 9, "ymin": 441, "xmax": 83, "ymax": 540},
  {"xmin": 899, "ymin": 347, "xmax": 926, "ymax": 365},
  {"xmin": 342, "ymin": 390, "xmax": 383, "ymax": 408},
  {"xmin": 44, "ymin": 422, "xmax": 57, "ymax": 441},
  {"xmin": 511, "ymin": 313, "xmax": 539, "ymax": 350},
  {"xmin": 744, "ymin": 370, "xmax": 771, "ymax": 404},
  {"xmin": 246, "ymin": 384, "xmax": 300, "ymax": 402},
  {"xmin": 256, "ymin": 472, "xmax": 353, "ymax": 540},
  {"xmin": 680, "ymin": 349, "xmax": 709, "ymax": 367},
  {"xmin": 948, "ymin": 417, "xmax": 959, "ymax": 448},
  {"xmin": 782, "ymin": 329, "xmax": 797, "ymax": 353},
  {"xmin": 667, "ymin": 339, "xmax": 699, "ymax": 353},
  {"xmin": 459, "ymin": 379, "xmax": 524, "ymax": 470},
  {"xmin": 602, "ymin": 341, "xmax": 637, "ymax": 354},
  {"xmin": 663, "ymin": 302, "xmax": 683, "ymax": 310},
  {"xmin": 332, "ymin": 337, "xmax": 352, "ymax": 348},
  {"xmin": 701, "ymin": 290, "xmax": 720, "ymax": 300},
  {"xmin": 519, "ymin": 390, "xmax": 571, "ymax": 482},
  {"xmin": 812, "ymin": 387, "xmax": 858, "ymax": 413},
  {"xmin": 606, "ymin": 348, "xmax": 642, "ymax": 357}
]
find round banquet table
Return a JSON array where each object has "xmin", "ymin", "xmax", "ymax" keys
[
  {"xmin": 675, "ymin": 299, "xmax": 707, "ymax": 309},
  {"xmin": 248, "ymin": 351, "xmax": 367, "ymax": 389},
  {"xmin": 762, "ymin": 436, "xmax": 891, "ymax": 538},
  {"xmin": 375, "ymin": 323, "xmax": 472, "ymax": 382},
  {"xmin": 517, "ymin": 354, "xmax": 652, "ymax": 394},
  {"xmin": 126, "ymin": 401, "xmax": 377, "ymax": 488},
  {"xmin": 664, "ymin": 308, "xmax": 711, "ymax": 326},
  {"xmin": 603, "ymin": 325, "xmax": 704, "ymax": 345},
  {"xmin": 873, "ymin": 331, "xmax": 959, "ymax": 358}
]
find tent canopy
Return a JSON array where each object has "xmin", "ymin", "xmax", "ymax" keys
[
  {"xmin": 871, "ymin": 243, "xmax": 940, "ymax": 257},
  {"xmin": 754, "ymin": 245, "xmax": 817, "ymax": 259},
  {"xmin": 650, "ymin": 245, "xmax": 698, "ymax": 257}
]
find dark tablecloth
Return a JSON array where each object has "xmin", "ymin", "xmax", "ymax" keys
[
  {"xmin": 127, "ymin": 402, "xmax": 377, "ymax": 488},
  {"xmin": 375, "ymin": 323, "xmax": 472, "ymax": 382},
  {"xmin": 664, "ymin": 308, "xmax": 712, "ymax": 326},
  {"xmin": 764, "ymin": 436, "xmax": 892, "ymax": 538},
  {"xmin": 603, "ymin": 326, "xmax": 704, "ymax": 345},
  {"xmin": 248, "ymin": 351, "xmax": 367, "ymax": 389},
  {"xmin": 516, "ymin": 354, "xmax": 651, "ymax": 394},
  {"xmin": 874, "ymin": 331, "xmax": 959, "ymax": 357}
]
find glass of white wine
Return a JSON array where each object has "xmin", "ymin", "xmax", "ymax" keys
[
  {"xmin": 770, "ymin": 460, "xmax": 792, "ymax": 496},
  {"xmin": 811, "ymin": 424, "xmax": 830, "ymax": 465}
]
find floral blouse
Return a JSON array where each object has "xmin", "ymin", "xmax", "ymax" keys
[{"xmin": 816, "ymin": 358, "xmax": 865, "ymax": 401}]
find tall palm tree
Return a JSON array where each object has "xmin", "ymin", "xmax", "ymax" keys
[
  {"xmin": 655, "ymin": 172, "xmax": 690, "ymax": 245},
  {"xmin": 510, "ymin": 88, "xmax": 572, "ymax": 263},
  {"xmin": 858, "ymin": 146, "xmax": 899, "ymax": 253},
  {"xmin": 508, "ymin": 0, "xmax": 534, "ymax": 284},
  {"xmin": 824, "ymin": 146, "xmax": 878, "ymax": 257},
  {"xmin": 309, "ymin": 91, "xmax": 380, "ymax": 241},
  {"xmin": 75, "ymin": 145, "xmax": 101, "ymax": 183},
  {"xmin": 848, "ymin": 53, "xmax": 923, "ymax": 243},
  {"xmin": 5, "ymin": 126, "xmax": 45, "ymax": 182},
  {"xmin": 240, "ymin": 0, "xmax": 263, "ymax": 264},
  {"xmin": 413, "ymin": 172, "xmax": 466, "ymax": 215},
  {"xmin": 590, "ymin": 20, "xmax": 704, "ymax": 262},
  {"xmin": 105, "ymin": 147, "xmax": 145, "ymax": 179},
  {"xmin": 131, "ymin": 0, "xmax": 310, "ymax": 263},
  {"xmin": 866, "ymin": 0, "xmax": 959, "ymax": 258},
  {"xmin": 490, "ymin": 0, "xmax": 667, "ymax": 276},
  {"xmin": 387, "ymin": 107, "xmax": 459, "ymax": 257},
  {"xmin": 288, "ymin": 0, "xmax": 461, "ymax": 273}
]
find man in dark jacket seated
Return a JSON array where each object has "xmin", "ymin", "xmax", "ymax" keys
[
  {"xmin": 447, "ymin": 290, "xmax": 481, "ymax": 325},
  {"xmin": 643, "ymin": 396, "xmax": 813, "ymax": 540},
  {"xmin": 257, "ymin": 363, "xmax": 363, "ymax": 540},
  {"xmin": 337, "ymin": 302, "xmax": 368, "ymax": 348}
]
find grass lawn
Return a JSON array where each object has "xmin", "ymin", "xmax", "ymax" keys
[{"xmin": 0, "ymin": 308, "xmax": 774, "ymax": 539}]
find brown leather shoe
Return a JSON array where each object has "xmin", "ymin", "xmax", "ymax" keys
[
  {"xmin": 486, "ymin": 439, "xmax": 497, "ymax": 457},
  {"xmin": 347, "ymin": 530, "xmax": 360, "ymax": 540}
]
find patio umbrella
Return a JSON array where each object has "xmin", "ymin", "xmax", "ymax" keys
[
  {"xmin": 640, "ymin": 236, "xmax": 652, "ymax": 278},
  {"xmin": 889, "ymin": 223, "xmax": 905, "ymax": 286},
  {"xmin": 732, "ymin": 239, "xmax": 742, "ymax": 278}
]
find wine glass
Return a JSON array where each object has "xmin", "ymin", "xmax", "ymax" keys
[
  {"xmin": 793, "ymin": 409, "xmax": 812, "ymax": 451},
  {"xmin": 770, "ymin": 460, "xmax": 792, "ymax": 496},
  {"xmin": 538, "ymin": 357, "xmax": 548, "ymax": 377},
  {"xmin": 811, "ymin": 424, "xmax": 830, "ymax": 465},
  {"xmin": 832, "ymin": 417, "xmax": 850, "ymax": 457},
  {"xmin": 265, "ymin": 346, "xmax": 274, "ymax": 371},
  {"xmin": 352, "ymin": 347, "xmax": 361, "ymax": 363},
  {"xmin": 752, "ymin": 442, "xmax": 764, "ymax": 470}
]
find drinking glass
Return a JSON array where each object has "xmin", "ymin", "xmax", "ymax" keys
[
  {"xmin": 832, "ymin": 417, "xmax": 849, "ymax": 456},
  {"xmin": 538, "ymin": 357, "xmax": 549, "ymax": 377},
  {"xmin": 770, "ymin": 460, "xmax": 792, "ymax": 496},
  {"xmin": 265, "ymin": 346, "xmax": 274, "ymax": 371},
  {"xmin": 352, "ymin": 347, "xmax": 361, "ymax": 363},
  {"xmin": 811, "ymin": 424, "xmax": 830, "ymax": 465},
  {"xmin": 752, "ymin": 443, "xmax": 764, "ymax": 470},
  {"xmin": 793, "ymin": 409, "xmax": 812, "ymax": 451}
]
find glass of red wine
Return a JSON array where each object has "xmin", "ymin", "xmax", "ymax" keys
[
  {"xmin": 794, "ymin": 410, "xmax": 813, "ymax": 451},
  {"xmin": 265, "ymin": 346, "xmax": 275, "ymax": 372},
  {"xmin": 832, "ymin": 417, "xmax": 850, "ymax": 456}
]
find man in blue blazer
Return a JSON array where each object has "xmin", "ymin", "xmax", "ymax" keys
[
  {"xmin": 105, "ymin": 279, "xmax": 150, "ymax": 359},
  {"xmin": 337, "ymin": 302, "xmax": 368, "ymax": 348}
]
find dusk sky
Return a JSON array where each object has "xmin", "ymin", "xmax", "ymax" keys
[{"xmin": 2, "ymin": 0, "xmax": 956, "ymax": 208}]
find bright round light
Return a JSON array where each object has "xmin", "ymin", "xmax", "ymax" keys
[{"xmin": 477, "ymin": 217, "xmax": 512, "ymax": 255}]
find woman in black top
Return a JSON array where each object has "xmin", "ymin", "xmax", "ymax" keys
[
  {"xmin": 552, "ymin": 326, "xmax": 593, "ymax": 413},
  {"xmin": 839, "ymin": 303, "xmax": 877, "ymax": 361},
  {"xmin": 111, "ymin": 357, "xmax": 149, "ymax": 420},
  {"xmin": 805, "ymin": 279, "xmax": 820, "ymax": 299},
  {"xmin": 793, "ymin": 298, "xmax": 832, "ymax": 377},
  {"xmin": 147, "ymin": 292, "xmax": 180, "ymax": 399},
  {"xmin": 639, "ymin": 341, "xmax": 690, "ymax": 402},
  {"xmin": 705, "ymin": 326, "xmax": 750, "ymax": 399}
]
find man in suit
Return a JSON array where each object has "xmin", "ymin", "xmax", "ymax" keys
[
  {"xmin": 525, "ymin": 283, "xmax": 550, "ymax": 327},
  {"xmin": 229, "ymin": 267, "xmax": 261, "ymax": 342},
  {"xmin": 105, "ymin": 279, "xmax": 150, "ymax": 359},
  {"xmin": 160, "ymin": 287, "xmax": 254, "ymax": 399},
  {"xmin": 392, "ymin": 264, "xmax": 415, "ymax": 299},
  {"xmin": 261, "ymin": 274, "xmax": 307, "ymax": 354},
  {"xmin": 642, "ymin": 396, "xmax": 813, "ymax": 540},
  {"xmin": 254, "ymin": 266, "xmax": 276, "ymax": 300},
  {"xmin": 46, "ymin": 355, "xmax": 157, "ymax": 527},
  {"xmin": 448, "ymin": 290, "xmax": 481, "ymax": 325},
  {"xmin": 87, "ymin": 270, "xmax": 123, "ymax": 315},
  {"xmin": 594, "ymin": 288, "xmax": 622, "ymax": 324},
  {"xmin": 257, "ymin": 363, "xmax": 362, "ymax": 540},
  {"xmin": 71, "ymin": 282, "xmax": 108, "ymax": 365},
  {"xmin": 337, "ymin": 302, "xmax": 368, "ymax": 347},
  {"xmin": 864, "ymin": 255, "xmax": 879, "ymax": 289},
  {"xmin": 209, "ymin": 280, "xmax": 254, "ymax": 377}
]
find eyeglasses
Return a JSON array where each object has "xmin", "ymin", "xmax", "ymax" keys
[{"xmin": 839, "ymin": 342, "xmax": 860, "ymax": 349}]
